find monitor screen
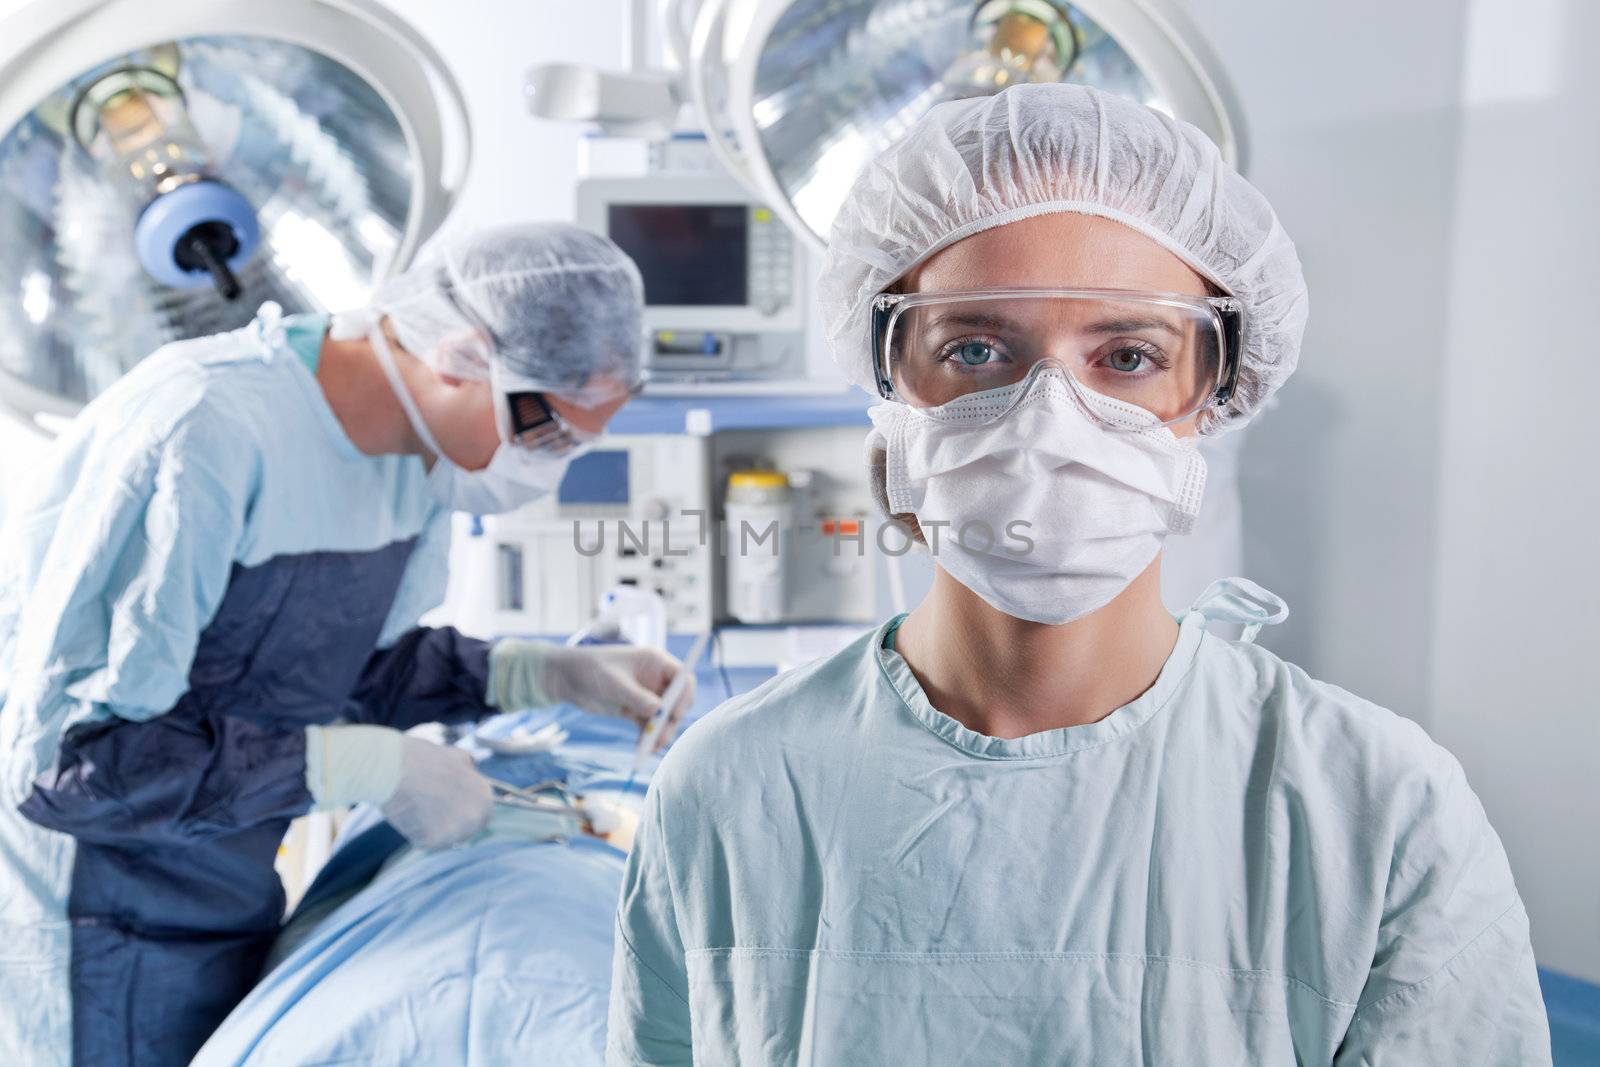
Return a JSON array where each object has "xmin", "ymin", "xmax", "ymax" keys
[{"xmin": 607, "ymin": 204, "xmax": 748, "ymax": 307}]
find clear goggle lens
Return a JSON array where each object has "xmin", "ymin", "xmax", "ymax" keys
[
  {"xmin": 501, "ymin": 391, "xmax": 596, "ymax": 455},
  {"xmin": 879, "ymin": 291, "xmax": 1238, "ymax": 427}
]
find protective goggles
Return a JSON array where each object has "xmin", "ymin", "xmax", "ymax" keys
[
  {"xmin": 871, "ymin": 289, "xmax": 1244, "ymax": 428},
  {"xmin": 497, "ymin": 390, "xmax": 596, "ymax": 455}
]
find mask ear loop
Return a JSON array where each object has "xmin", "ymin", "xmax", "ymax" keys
[
  {"xmin": 368, "ymin": 323, "xmax": 449, "ymax": 463},
  {"xmin": 432, "ymin": 331, "xmax": 495, "ymax": 382},
  {"xmin": 328, "ymin": 308, "xmax": 374, "ymax": 341}
]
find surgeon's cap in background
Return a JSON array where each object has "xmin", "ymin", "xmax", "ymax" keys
[{"xmin": 373, "ymin": 221, "xmax": 645, "ymax": 406}]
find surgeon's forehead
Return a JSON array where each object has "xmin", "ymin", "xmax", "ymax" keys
[{"xmin": 907, "ymin": 212, "xmax": 1210, "ymax": 296}]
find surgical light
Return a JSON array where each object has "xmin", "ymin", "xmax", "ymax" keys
[
  {"xmin": 941, "ymin": 0, "xmax": 1082, "ymax": 97},
  {"xmin": 0, "ymin": 0, "xmax": 471, "ymax": 428},
  {"xmin": 69, "ymin": 54, "xmax": 259, "ymax": 298},
  {"xmin": 684, "ymin": 0, "xmax": 1243, "ymax": 249}
]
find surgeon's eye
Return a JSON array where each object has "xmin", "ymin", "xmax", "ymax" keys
[
  {"xmin": 936, "ymin": 337, "xmax": 1011, "ymax": 368},
  {"xmin": 1095, "ymin": 340, "xmax": 1170, "ymax": 375}
]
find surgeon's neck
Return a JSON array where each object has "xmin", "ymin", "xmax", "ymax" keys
[
  {"xmin": 893, "ymin": 558, "xmax": 1178, "ymax": 739},
  {"xmin": 316, "ymin": 333, "xmax": 430, "ymax": 458}
]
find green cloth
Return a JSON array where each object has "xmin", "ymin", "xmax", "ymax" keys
[
  {"xmin": 881, "ymin": 612, "xmax": 907, "ymax": 651},
  {"xmin": 281, "ymin": 313, "xmax": 329, "ymax": 375}
]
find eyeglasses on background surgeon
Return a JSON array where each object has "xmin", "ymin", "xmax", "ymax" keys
[
  {"xmin": 0, "ymin": 221, "xmax": 694, "ymax": 1066},
  {"xmin": 606, "ymin": 84, "xmax": 1552, "ymax": 1066}
]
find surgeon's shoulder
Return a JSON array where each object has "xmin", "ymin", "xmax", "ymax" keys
[
  {"xmin": 652, "ymin": 624, "xmax": 885, "ymax": 796},
  {"xmin": 72, "ymin": 327, "xmax": 275, "ymax": 445},
  {"xmin": 1216, "ymin": 635, "xmax": 1456, "ymax": 776},
  {"xmin": 1203, "ymin": 636, "xmax": 1524, "ymax": 1005},
  {"xmin": 34, "ymin": 333, "xmax": 275, "ymax": 515},
  {"xmin": 1211, "ymin": 635, "xmax": 1485, "ymax": 847}
]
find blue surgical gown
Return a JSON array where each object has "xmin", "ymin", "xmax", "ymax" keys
[
  {"xmin": 609, "ymin": 605, "xmax": 1552, "ymax": 1064},
  {"xmin": 0, "ymin": 307, "xmax": 496, "ymax": 1065}
]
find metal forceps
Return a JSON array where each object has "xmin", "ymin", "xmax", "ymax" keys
[{"xmin": 487, "ymin": 777, "xmax": 592, "ymax": 831}]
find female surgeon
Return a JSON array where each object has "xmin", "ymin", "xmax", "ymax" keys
[
  {"xmin": 608, "ymin": 86, "xmax": 1550, "ymax": 1064},
  {"xmin": 0, "ymin": 222, "xmax": 694, "ymax": 1065}
]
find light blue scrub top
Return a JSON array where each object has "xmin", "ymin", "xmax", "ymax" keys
[
  {"xmin": 609, "ymin": 607, "xmax": 1551, "ymax": 1065},
  {"xmin": 0, "ymin": 304, "xmax": 444, "ymax": 766},
  {"xmin": 0, "ymin": 305, "xmax": 451, "ymax": 1063}
]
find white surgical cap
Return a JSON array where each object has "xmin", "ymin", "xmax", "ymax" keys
[
  {"xmin": 819, "ymin": 84, "xmax": 1308, "ymax": 433},
  {"xmin": 372, "ymin": 221, "xmax": 645, "ymax": 405}
]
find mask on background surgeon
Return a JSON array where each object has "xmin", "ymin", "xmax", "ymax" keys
[
  {"xmin": 870, "ymin": 366, "xmax": 1206, "ymax": 624},
  {"xmin": 336, "ymin": 310, "xmax": 580, "ymax": 515}
]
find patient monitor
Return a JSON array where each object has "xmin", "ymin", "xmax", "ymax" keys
[{"xmin": 576, "ymin": 173, "xmax": 806, "ymax": 385}]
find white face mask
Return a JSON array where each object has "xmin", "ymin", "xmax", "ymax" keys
[
  {"xmin": 869, "ymin": 366, "xmax": 1207, "ymax": 624},
  {"xmin": 362, "ymin": 318, "xmax": 580, "ymax": 515}
]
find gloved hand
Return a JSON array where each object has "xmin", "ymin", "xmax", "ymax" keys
[
  {"xmin": 382, "ymin": 736, "xmax": 495, "ymax": 849},
  {"xmin": 489, "ymin": 641, "xmax": 696, "ymax": 738},
  {"xmin": 305, "ymin": 724, "xmax": 493, "ymax": 850}
]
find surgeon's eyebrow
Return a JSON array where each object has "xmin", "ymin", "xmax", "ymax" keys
[
  {"xmin": 1082, "ymin": 315, "xmax": 1184, "ymax": 336},
  {"xmin": 920, "ymin": 310, "xmax": 1186, "ymax": 337},
  {"xmin": 921, "ymin": 310, "xmax": 1030, "ymax": 333}
]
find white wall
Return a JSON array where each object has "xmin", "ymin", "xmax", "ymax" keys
[
  {"xmin": 1188, "ymin": 0, "xmax": 1467, "ymax": 715},
  {"xmin": 1429, "ymin": 0, "xmax": 1600, "ymax": 982},
  {"xmin": 1188, "ymin": 0, "xmax": 1598, "ymax": 981},
  {"xmin": 379, "ymin": 0, "xmax": 633, "ymax": 239}
]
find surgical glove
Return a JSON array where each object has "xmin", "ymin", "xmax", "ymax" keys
[
  {"xmin": 383, "ymin": 737, "xmax": 495, "ymax": 849},
  {"xmin": 304, "ymin": 724, "xmax": 493, "ymax": 849},
  {"xmin": 489, "ymin": 640, "xmax": 696, "ymax": 729}
]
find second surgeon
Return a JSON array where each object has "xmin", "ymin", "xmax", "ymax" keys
[{"xmin": 0, "ymin": 223, "xmax": 694, "ymax": 1065}]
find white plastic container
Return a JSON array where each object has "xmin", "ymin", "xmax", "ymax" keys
[{"xmin": 723, "ymin": 470, "xmax": 791, "ymax": 624}]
